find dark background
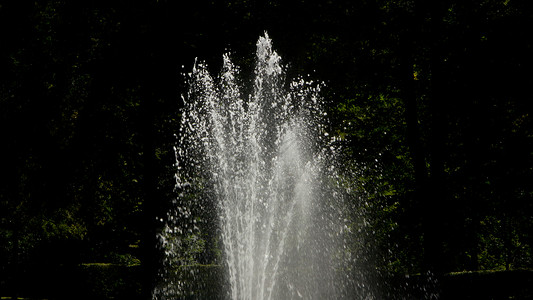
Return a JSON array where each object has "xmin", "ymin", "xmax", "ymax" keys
[{"xmin": 1, "ymin": 0, "xmax": 533, "ymax": 298}]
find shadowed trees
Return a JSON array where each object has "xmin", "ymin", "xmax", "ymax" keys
[{"xmin": 1, "ymin": 0, "xmax": 533, "ymax": 298}]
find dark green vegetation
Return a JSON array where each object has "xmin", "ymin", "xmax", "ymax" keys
[{"xmin": 1, "ymin": 0, "xmax": 532, "ymax": 299}]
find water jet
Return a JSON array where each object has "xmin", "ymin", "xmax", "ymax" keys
[{"xmin": 154, "ymin": 33, "xmax": 373, "ymax": 299}]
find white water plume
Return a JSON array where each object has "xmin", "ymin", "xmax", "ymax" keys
[{"xmin": 155, "ymin": 33, "xmax": 374, "ymax": 300}]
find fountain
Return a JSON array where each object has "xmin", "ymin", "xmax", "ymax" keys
[{"xmin": 154, "ymin": 33, "xmax": 374, "ymax": 299}]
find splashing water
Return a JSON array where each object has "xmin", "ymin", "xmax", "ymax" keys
[{"xmin": 155, "ymin": 33, "xmax": 374, "ymax": 299}]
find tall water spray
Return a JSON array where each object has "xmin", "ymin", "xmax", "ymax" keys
[{"xmin": 155, "ymin": 33, "xmax": 373, "ymax": 299}]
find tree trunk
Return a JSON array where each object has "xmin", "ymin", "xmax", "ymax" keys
[
  {"xmin": 424, "ymin": 0, "xmax": 448, "ymax": 274},
  {"xmin": 140, "ymin": 95, "xmax": 160, "ymax": 298}
]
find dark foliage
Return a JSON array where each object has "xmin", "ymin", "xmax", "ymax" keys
[{"xmin": 1, "ymin": 0, "xmax": 532, "ymax": 298}]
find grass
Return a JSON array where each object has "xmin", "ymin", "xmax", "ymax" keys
[{"xmin": 1, "ymin": 298, "xmax": 49, "ymax": 300}]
